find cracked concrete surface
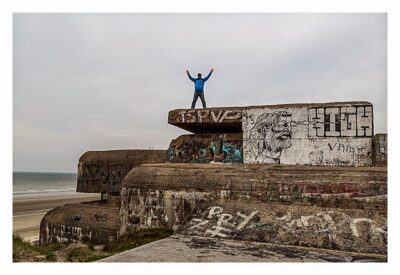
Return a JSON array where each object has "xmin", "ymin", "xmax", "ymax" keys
[{"xmin": 99, "ymin": 235, "xmax": 386, "ymax": 262}]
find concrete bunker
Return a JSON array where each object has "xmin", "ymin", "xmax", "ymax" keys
[{"xmin": 39, "ymin": 101, "xmax": 387, "ymax": 259}]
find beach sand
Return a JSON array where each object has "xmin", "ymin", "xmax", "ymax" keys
[{"xmin": 13, "ymin": 194, "xmax": 100, "ymax": 242}]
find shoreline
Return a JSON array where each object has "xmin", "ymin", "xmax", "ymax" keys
[
  {"xmin": 13, "ymin": 193, "xmax": 100, "ymax": 242},
  {"xmin": 13, "ymin": 193, "xmax": 100, "ymax": 213}
]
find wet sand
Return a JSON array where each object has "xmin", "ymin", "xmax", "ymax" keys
[{"xmin": 13, "ymin": 194, "xmax": 100, "ymax": 242}]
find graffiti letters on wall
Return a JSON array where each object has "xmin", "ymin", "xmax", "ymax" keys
[
  {"xmin": 308, "ymin": 105, "xmax": 373, "ymax": 137},
  {"xmin": 122, "ymin": 189, "xmax": 199, "ymax": 231},
  {"xmin": 91, "ymin": 213, "xmax": 112, "ymax": 222},
  {"xmin": 40, "ymin": 223, "xmax": 118, "ymax": 244},
  {"xmin": 77, "ymin": 163, "xmax": 131, "ymax": 194},
  {"xmin": 185, "ymin": 206, "xmax": 259, "ymax": 238},
  {"xmin": 275, "ymin": 210, "xmax": 386, "ymax": 243},
  {"xmin": 167, "ymin": 135, "xmax": 243, "ymax": 163},
  {"xmin": 176, "ymin": 109, "xmax": 242, "ymax": 123},
  {"xmin": 186, "ymin": 206, "xmax": 386, "ymax": 242},
  {"xmin": 180, "ymin": 205, "xmax": 386, "ymax": 254},
  {"xmin": 124, "ymin": 189, "xmax": 169, "ymax": 229},
  {"xmin": 243, "ymin": 104, "xmax": 373, "ymax": 166}
]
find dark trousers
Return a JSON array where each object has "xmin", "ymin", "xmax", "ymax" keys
[{"xmin": 191, "ymin": 91, "xmax": 206, "ymax": 109}]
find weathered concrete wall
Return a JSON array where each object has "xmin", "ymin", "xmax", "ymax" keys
[
  {"xmin": 119, "ymin": 188, "xmax": 204, "ymax": 234},
  {"xmin": 167, "ymin": 133, "xmax": 242, "ymax": 163},
  {"xmin": 100, "ymin": 234, "xmax": 387, "ymax": 262},
  {"xmin": 120, "ymin": 164, "xmax": 386, "ymax": 209},
  {"xmin": 242, "ymin": 102, "xmax": 373, "ymax": 166},
  {"xmin": 179, "ymin": 202, "xmax": 386, "ymax": 255},
  {"xmin": 372, "ymin": 134, "xmax": 387, "ymax": 167},
  {"xmin": 40, "ymin": 200, "xmax": 120, "ymax": 245},
  {"xmin": 168, "ymin": 102, "xmax": 374, "ymax": 167},
  {"xmin": 40, "ymin": 149, "xmax": 165, "ymax": 245},
  {"xmin": 119, "ymin": 163, "xmax": 387, "ymax": 255},
  {"xmin": 77, "ymin": 149, "xmax": 166, "ymax": 194},
  {"xmin": 120, "ymin": 189, "xmax": 386, "ymax": 254}
]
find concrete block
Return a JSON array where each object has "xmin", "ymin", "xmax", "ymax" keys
[
  {"xmin": 77, "ymin": 149, "xmax": 166, "ymax": 194},
  {"xmin": 168, "ymin": 107, "xmax": 243, "ymax": 133},
  {"xmin": 372, "ymin": 133, "xmax": 387, "ymax": 166},
  {"xmin": 40, "ymin": 201, "xmax": 120, "ymax": 245},
  {"xmin": 168, "ymin": 102, "xmax": 374, "ymax": 166},
  {"xmin": 242, "ymin": 102, "xmax": 373, "ymax": 166},
  {"xmin": 118, "ymin": 163, "xmax": 387, "ymax": 254}
]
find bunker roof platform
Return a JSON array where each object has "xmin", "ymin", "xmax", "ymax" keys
[{"xmin": 168, "ymin": 101, "xmax": 372, "ymax": 133}]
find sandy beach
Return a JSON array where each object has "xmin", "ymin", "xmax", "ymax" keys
[{"xmin": 13, "ymin": 194, "xmax": 100, "ymax": 242}]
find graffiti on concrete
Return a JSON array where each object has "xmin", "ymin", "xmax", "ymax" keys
[
  {"xmin": 77, "ymin": 163, "xmax": 130, "ymax": 194},
  {"xmin": 308, "ymin": 150, "xmax": 324, "ymax": 165},
  {"xmin": 167, "ymin": 139, "xmax": 209, "ymax": 163},
  {"xmin": 210, "ymin": 140, "xmax": 242, "ymax": 163},
  {"xmin": 122, "ymin": 189, "xmax": 196, "ymax": 231},
  {"xmin": 91, "ymin": 213, "xmax": 112, "ymax": 222},
  {"xmin": 244, "ymin": 111, "xmax": 293, "ymax": 164},
  {"xmin": 325, "ymin": 142, "xmax": 371, "ymax": 164},
  {"xmin": 308, "ymin": 105, "xmax": 373, "ymax": 137},
  {"xmin": 168, "ymin": 135, "xmax": 242, "ymax": 163},
  {"xmin": 40, "ymin": 223, "xmax": 118, "ymax": 244},
  {"xmin": 178, "ymin": 203, "xmax": 386, "ymax": 254},
  {"xmin": 274, "ymin": 182, "xmax": 362, "ymax": 200},
  {"xmin": 132, "ymin": 190, "xmax": 168, "ymax": 227},
  {"xmin": 176, "ymin": 109, "xmax": 242, "ymax": 123},
  {"xmin": 328, "ymin": 142, "xmax": 356, "ymax": 153},
  {"xmin": 242, "ymin": 104, "xmax": 373, "ymax": 166},
  {"xmin": 186, "ymin": 206, "xmax": 259, "ymax": 238},
  {"xmin": 275, "ymin": 210, "xmax": 386, "ymax": 241}
]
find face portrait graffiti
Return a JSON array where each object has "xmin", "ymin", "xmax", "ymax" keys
[{"xmin": 248, "ymin": 112, "xmax": 293, "ymax": 163}]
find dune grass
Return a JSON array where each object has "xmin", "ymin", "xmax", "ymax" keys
[{"xmin": 13, "ymin": 228, "xmax": 173, "ymax": 262}]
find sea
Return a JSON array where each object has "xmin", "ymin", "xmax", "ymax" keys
[{"xmin": 13, "ymin": 171, "xmax": 82, "ymax": 199}]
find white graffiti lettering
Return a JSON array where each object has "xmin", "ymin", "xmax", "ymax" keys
[
  {"xmin": 236, "ymin": 211, "xmax": 259, "ymax": 230},
  {"xmin": 189, "ymin": 218, "xmax": 210, "ymax": 230},
  {"xmin": 207, "ymin": 206, "xmax": 224, "ymax": 219},
  {"xmin": 186, "ymin": 206, "xmax": 259, "ymax": 238},
  {"xmin": 177, "ymin": 110, "xmax": 242, "ymax": 123},
  {"xmin": 205, "ymin": 226, "xmax": 232, "ymax": 238},
  {"xmin": 217, "ymin": 214, "xmax": 235, "ymax": 227},
  {"xmin": 197, "ymin": 110, "xmax": 209, "ymax": 123},
  {"xmin": 276, "ymin": 211, "xmax": 386, "ymax": 239}
]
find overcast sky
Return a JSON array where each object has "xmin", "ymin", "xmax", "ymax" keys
[{"xmin": 13, "ymin": 13, "xmax": 387, "ymax": 173}]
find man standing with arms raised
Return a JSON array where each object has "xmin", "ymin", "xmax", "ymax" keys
[{"xmin": 186, "ymin": 69, "xmax": 214, "ymax": 109}]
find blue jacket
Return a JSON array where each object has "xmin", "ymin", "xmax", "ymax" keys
[{"xmin": 187, "ymin": 71, "xmax": 213, "ymax": 92}]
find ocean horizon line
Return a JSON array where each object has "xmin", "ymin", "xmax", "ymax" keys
[{"xmin": 13, "ymin": 171, "xmax": 76, "ymax": 175}]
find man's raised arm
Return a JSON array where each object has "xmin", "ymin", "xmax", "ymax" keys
[
  {"xmin": 186, "ymin": 70, "xmax": 195, "ymax": 81},
  {"xmin": 203, "ymin": 68, "xmax": 214, "ymax": 81}
]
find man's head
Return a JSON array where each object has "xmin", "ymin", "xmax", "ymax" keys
[
  {"xmin": 197, "ymin": 73, "xmax": 202, "ymax": 79},
  {"xmin": 253, "ymin": 112, "xmax": 292, "ymax": 156}
]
